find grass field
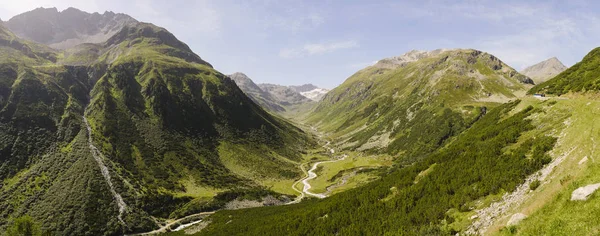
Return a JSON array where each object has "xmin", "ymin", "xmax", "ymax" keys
[{"xmin": 304, "ymin": 152, "xmax": 393, "ymax": 194}]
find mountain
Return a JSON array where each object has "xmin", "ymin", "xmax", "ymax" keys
[
  {"xmin": 529, "ymin": 47, "xmax": 600, "ymax": 95},
  {"xmin": 0, "ymin": 8, "xmax": 312, "ymax": 235},
  {"xmin": 289, "ymin": 84, "xmax": 319, "ymax": 93},
  {"xmin": 229, "ymin": 72, "xmax": 285, "ymax": 112},
  {"xmin": 300, "ymin": 88, "xmax": 330, "ymax": 101},
  {"xmin": 195, "ymin": 50, "xmax": 569, "ymax": 235},
  {"xmin": 288, "ymin": 84, "xmax": 330, "ymax": 101},
  {"xmin": 4, "ymin": 7, "xmax": 137, "ymax": 49},
  {"xmin": 258, "ymin": 83, "xmax": 312, "ymax": 106},
  {"xmin": 307, "ymin": 49, "xmax": 533, "ymax": 156},
  {"xmin": 230, "ymin": 73, "xmax": 317, "ymax": 113},
  {"xmin": 520, "ymin": 57, "xmax": 567, "ymax": 84}
]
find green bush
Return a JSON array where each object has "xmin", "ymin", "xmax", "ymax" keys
[
  {"xmin": 6, "ymin": 215, "xmax": 41, "ymax": 236},
  {"xmin": 530, "ymin": 180, "xmax": 541, "ymax": 190}
]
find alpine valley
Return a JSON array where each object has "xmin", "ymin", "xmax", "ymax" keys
[{"xmin": 2, "ymin": 6, "xmax": 600, "ymax": 236}]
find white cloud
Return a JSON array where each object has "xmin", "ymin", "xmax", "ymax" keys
[{"xmin": 280, "ymin": 40, "xmax": 359, "ymax": 59}]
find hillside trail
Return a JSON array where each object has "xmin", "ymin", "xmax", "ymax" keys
[{"xmin": 83, "ymin": 110, "xmax": 127, "ymax": 225}]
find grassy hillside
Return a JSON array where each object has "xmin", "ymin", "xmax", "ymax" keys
[
  {"xmin": 529, "ymin": 47, "xmax": 600, "ymax": 95},
  {"xmin": 195, "ymin": 100, "xmax": 558, "ymax": 235},
  {"xmin": 308, "ymin": 49, "xmax": 532, "ymax": 159},
  {"xmin": 0, "ymin": 21, "xmax": 314, "ymax": 234},
  {"xmin": 477, "ymin": 97, "xmax": 600, "ymax": 235}
]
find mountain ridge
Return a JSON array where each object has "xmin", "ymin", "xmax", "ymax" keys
[
  {"xmin": 308, "ymin": 48, "xmax": 533, "ymax": 155},
  {"xmin": 5, "ymin": 7, "xmax": 138, "ymax": 50},
  {"xmin": 520, "ymin": 57, "xmax": 567, "ymax": 84},
  {"xmin": 0, "ymin": 8, "xmax": 312, "ymax": 234}
]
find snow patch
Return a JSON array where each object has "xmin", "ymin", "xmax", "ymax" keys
[{"xmin": 301, "ymin": 88, "xmax": 330, "ymax": 101}]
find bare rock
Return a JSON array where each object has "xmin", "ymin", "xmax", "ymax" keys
[
  {"xmin": 579, "ymin": 156, "xmax": 589, "ymax": 165},
  {"xmin": 571, "ymin": 183, "xmax": 600, "ymax": 201},
  {"xmin": 507, "ymin": 213, "xmax": 527, "ymax": 226}
]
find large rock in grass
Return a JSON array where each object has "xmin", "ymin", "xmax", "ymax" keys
[{"xmin": 571, "ymin": 183, "xmax": 600, "ymax": 201}]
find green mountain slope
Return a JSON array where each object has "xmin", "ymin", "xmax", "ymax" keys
[
  {"xmin": 0, "ymin": 10, "xmax": 312, "ymax": 235},
  {"xmin": 308, "ymin": 49, "xmax": 533, "ymax": 158},
  {"xmin": 529, "ymin": 47, "xmax": 600, "ymax": 95},
  {"xmin": 191, "ymin": 48, "xmax": 600, "ymax": 236},
  {"xmin": 195, "ymin": 100, "xmax": 558, "ymax": 235}
]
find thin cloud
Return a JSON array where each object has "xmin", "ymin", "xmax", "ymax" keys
[{"xmin": 280, "ymin": 40, "xmax": 359, "ymax": 59}]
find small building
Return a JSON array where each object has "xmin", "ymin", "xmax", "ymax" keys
[{"xmin": 533, "ymin": 93, "xmax": 546, "ymax": 98}]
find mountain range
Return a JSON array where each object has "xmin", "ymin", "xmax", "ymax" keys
[
  {"xmin": 0, "ymin": 7, "xmax": 312, "ymax": 235},
  {"xmin": 4, "ymin": 6, "xmax": 600, "ymax": 236},
  {"xmin": 230, "ymin": 72, "xmax": 329, "ymax": 113}
]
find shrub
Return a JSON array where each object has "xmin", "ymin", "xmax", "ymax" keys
[{"xmin": 530, "ymin": 180, "xmax": 541, "ymax": 190}]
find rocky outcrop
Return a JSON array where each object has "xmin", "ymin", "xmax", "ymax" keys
[
  {"xmin": 507, "ymin": 213, "xmax": 527, "ymax": 226},
  {"xmin": 571, "ymin": 183, "xmax": 600, "ymax": 201}
]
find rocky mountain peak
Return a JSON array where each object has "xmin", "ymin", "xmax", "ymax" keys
[
  {"xmin": 5, "ymin": 7, "xmax": 138, "ymax": 49},
  {"xmin": 520, "ymin": 57, "xmax": 568, "ymax": 84},
  {"xmin": 374, "ymin": 48, "xmax": 453, "ymax": 69}
]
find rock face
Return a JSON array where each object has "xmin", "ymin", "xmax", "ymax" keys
[
  {"xmin": 507, "ymin": 213, "xmax": 527, "ymax": 226},
  {"xmin": 520, "ymin": 57, "xmax": 567, "ymax": 84},
  {"xmin": 5, "ymin": 7, "xmax": 137, "ymax": 49},
  {"xmin": 571, "ymin": 183, "xmax": 600, "ymax": 201}
]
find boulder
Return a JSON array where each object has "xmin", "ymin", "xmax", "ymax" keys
[
  {"xmin": 571, "ymin": 183, "xmax": 600, "ymax": 201},
  {"xmin": 507, "ymin": 213, "xmax": 527, "ymax": 226}
]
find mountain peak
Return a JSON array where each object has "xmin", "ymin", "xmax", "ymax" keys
[
  {"xmin": 230, "ymin": 72, "xmax": 250, "ymax": 79},
  {"xmin": 289, "ymin": 84, "xmax": 319, "ymax": 93},
  {"xmin": 374, "ymin": 48, "xmax": 458, "ymax": 69},
  {"xmin": 5, "ymin": 7, "xmax": 137, "ymax": 49},
  {"xmin": 520, "ymin": 57, "xmax": 567, "ymax": 84}
]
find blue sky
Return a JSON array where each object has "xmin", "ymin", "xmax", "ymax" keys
[{"xmin": 2, "ymin": 0, "xmax": 600, "ymax": 88}]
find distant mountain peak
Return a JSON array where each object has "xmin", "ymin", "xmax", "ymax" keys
[
  {"xmin": 289, "ymin": 84, "xmax": 318, "ymax": 93},
  {"xmin": 520, "ymin": 57, "xmax": 567, "ymax": 84},
  {"xmin": 374, "ymin": 48, "xmax": 457, "ymax": 69},
  {"xmin": 5, "ymin": 7, "xmax": 138, "ymax": 49}
]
